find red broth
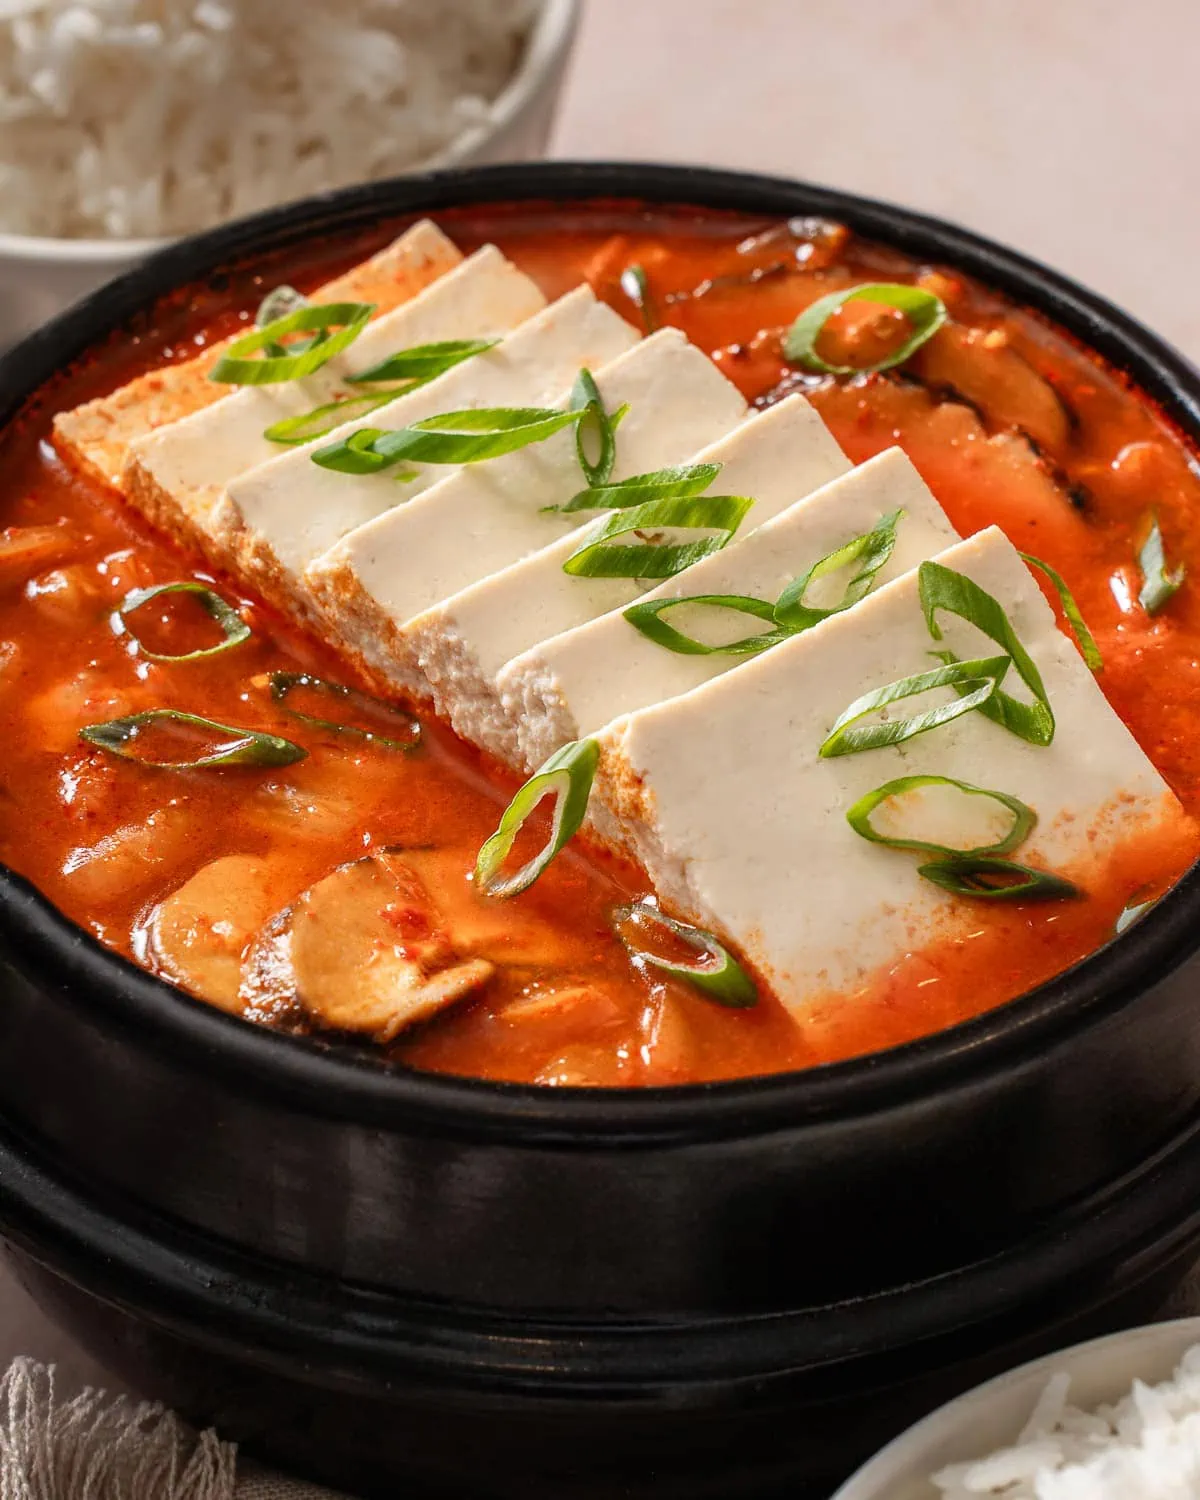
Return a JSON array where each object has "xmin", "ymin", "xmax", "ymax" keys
[{"xmin": 0, "ymin": 200, "xmax": 1197, "ymax": 1086}]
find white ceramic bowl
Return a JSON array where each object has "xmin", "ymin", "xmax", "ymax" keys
[
  {"xmin": 0, "ymin": 0, "xmax": 579, "ymax": 348},
  {"xmin": 833, "ymin": 1316, "xmax": 1200, "ymax": 1499}
]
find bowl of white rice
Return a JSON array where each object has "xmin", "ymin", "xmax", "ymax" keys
[
  {"xmin": 0, "ymin": 0, "xmax": 578, "ymax": 345},
  {"xmin": 831, "ymin": 1315, "xmax": 1200, "ymax": 1500}
]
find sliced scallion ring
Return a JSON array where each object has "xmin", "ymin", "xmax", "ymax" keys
[
  {"xmin": 1137, "ymin": 514, "xmax": 1185, "ymax": 615},
  {"xmin": 620, "ymin": 263, "xmax": 657, "ymax": 332},
  {"xmin": 79, "ymin": 710, "xmax": 305, "ymax": 769},
  {"xmin": 264, "ymin": 391, "xmax": 399, "ymax": 446},
  {"xmin": 474, "ymin": 738, "xmax": 599, "ymax": 899},
  {"xmin": 846, "ymin": 774, "xmax": 1037, "ymax": 858},
  {"xmin": 570, "ymin": 367, "xmax": 628, "ymax": 489},
  {"xmin": 783, "ymin": 282, "xmax": 947, "ymax": 374},
  {"xmin": 312, "ymin": 406, "xmax": 585, "ymax": 474},
  {"xmin": 346, "ymin": 338, "xmax": 498, "ymax": 386},
  {"xmin": 1115, "ymin": 896, "xmax": 1156, "ymax": 935},
  {"xmin": 1020, "ymin": 552, "xmax": 1103, "ymax": 670},
  {"xmin": 268, "ymin": 671, "xmax": 420, "ymax": 752},
  {"xmin": 917, "ymin": 856, "xmax": 1082, "ymax": 902},
  {"xmin": 774, "ymin": 509, "xmax": 903, "ymax": 629},
  {"xmin": 623, "ymin": 593, "xmax": 791, "ymax": 655},
  {"xmin": 555, "ymin": 461, "xmax": 722, "ymax": 515},
  {"xmin": 118, "ymin": 581, "xmax": 250, "ymax": 662},
  {"xmin": 613, "ymin": 900, "xmax": 757, "ymax": 1008},
  {"xmin": 820, "ymin": 655, "xmax": 1010, "ymax": 758},
  {"xmin": 208, "ymin": 301, "xmax": 375, "ymax": 386},
  {"xmin": 919, "ymin": 560, "xmax": 1055, "ymax": 746},
  {"xmin": 562, "ymin": 494, "xmax": 754, "ymax": 579}
]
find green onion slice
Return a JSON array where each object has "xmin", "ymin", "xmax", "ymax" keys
[
  {"xmin": 1137, "ymin": 514, "xmax": 1186, "ymax": 615},
  {"xmin": 79, "ymin": 710, "xmax": 305, "ymax": 769},
  {"xmin": 846, "ymin": 774, "xmax": 1037, "ymax": 858},
  {"xmin": 555, "ymin": 461, "xmax": 722, "ymax": 515},
  {"xmin": 820, "ymin": 655, "xmax": 1010, "ymax": 758},
  {"xmin": 620, "ymin": 264, "xmax": 657, "ymax": 332},
  {"xmin": 783, "ymin": 282, "xmax": 947, "ymax": 375},
  {"xmin": 346, "ymin": 338, "xmax": 498, "ymax": 386},
  {"xmin": 312, "ymin": 406, "xmax": 584, "ymax": 474},
  {"xmin": 1115, "ymin": 897, "xmax": 1156, "ymax": 935},
  {"xmin": 474, "ymin": 738, "xmax": 599, "ymax": 899},
  {"xmin": 919, "ymin": 560, "xmax": 1055, "ymax": 746},
  {"xmin": 917, "ymin": 856, "xmax": 1082, "ymax": 902},
  {"xmin": 570, "ymin": 367, "xmax": 627, "ymax": 489},
  {"xmin": 264, "ymin": 391, "xmax": 398, "ymax": 445},
  {"xmin": 118, "ymin": 581, "xmax": 250, "ymax": 662},
  {"xmin": 623, "ymin": 593, "xmax": 792, "ymax": 656},
  {"xmin": 268, "ymin": 671, "xmax": 421, "ymax": 752},
  {"xmin": 774, "ymin": 509, "xmax": 903, "ymax": 630},
  {"xmin": 563, "ymin": 494, "xmax": 754, "ymax": 580},
  {"xmin": 1020, "ymin": 552, "xmax": 1103, "ymax": 671},
  {"xmin": 613, "ymin": 900, "xmax": 757, "ymax": 1008},
  {"xmin": 208, "ymin": 301, "xmax": 375, "ymax": 386}
]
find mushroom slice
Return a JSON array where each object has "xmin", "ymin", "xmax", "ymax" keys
[
  {"xmin": 148, "ymin": 853, "xmax": 288, "ymax": 1013},
  {"xmin": 241, "ymin": 853, "xmax": 493, "ymax": 1042}
]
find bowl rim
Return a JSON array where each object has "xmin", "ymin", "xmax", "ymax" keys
[
  {"xmin": 829, "ymin": 1313, "xmax": 1200, "ymax": 1499},
  {"xmin": 0, "ymin": 0, "xmax": 580, "ymax": 262},
  {"xmin": 1, "ymin": 159, "xmax": 1199, "ymax": 1140}
]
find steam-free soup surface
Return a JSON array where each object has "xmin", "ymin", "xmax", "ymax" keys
[{"xmin": 1, "ymin": 201, "xmax": 1197, "ymax": 1084}]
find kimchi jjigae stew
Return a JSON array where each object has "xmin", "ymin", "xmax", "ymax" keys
[{"xmin": 2, "ymin": 201, "xmax": 1198, "ymax": 1087}]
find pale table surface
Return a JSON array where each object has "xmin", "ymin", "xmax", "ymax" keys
[{"xmin": 4, "ymin": 0, "xmax": 1198, "ymax": 1417}]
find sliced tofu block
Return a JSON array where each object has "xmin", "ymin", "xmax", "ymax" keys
[
  {"xmin": 592, "ymin": 525, "xmax": 1184, "ymax": 1016},
  {"xmin": 220, "ymin": 286, "xmax": 641, "ymax": 621},
  {"xmin": 398, "ymin": 394, "xmax": 849, "ymax": 765},
  {"xmin": 306, "ymin": 327, "xmax": 748, "ymax": 695},
  {"xmin": 122, "ymin": 245, "xmax": 546, "ymax": 553},
  {"xmin": 54, "ymin": 219, "xmax": 462, "ymax": 489},
  {"xmin": 509, "ymin": 447, "xmax": 959, "ymax": 771}
]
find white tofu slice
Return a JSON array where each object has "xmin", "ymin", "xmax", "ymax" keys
[
  {"xmin": 217, "ymin": 286, "xmax": 641, "ymax": 618},
  {"xmin": 122, "ymin": 244, "xmax": 546, "ymax": 552},
  {"xmin": 591, "ymin": 525, "xmax": 1184, "ymax": 1017},
  {"xmin": 397, "ymin": 394, "xmax": 849, "ymax": 765},
  {"xmin": 508, "ymin": 447, "xmax": 960, "ymax": 770},
  {"xmin": 305, "ymin": 327, "xmax": 749, "ymax": 693}
]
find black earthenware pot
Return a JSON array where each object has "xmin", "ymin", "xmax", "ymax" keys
[{"xmin": 1, "ymin": 163, "xmax": 1199, "ymax": 1500}]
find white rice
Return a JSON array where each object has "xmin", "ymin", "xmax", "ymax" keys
[
  {"xmin": 0, "ymin": 0, "xmax": 541, "ymax": 239},
  {"xmin": 933, "ymin": 1345, "xmax": 1200, "ymax": 1498}
]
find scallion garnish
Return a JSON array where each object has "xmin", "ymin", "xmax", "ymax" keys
[
  {"xmin": 919, "ymin": 560, "xmax": 1055, "ymax": 746},
  {"xmin": 555, "ymin": 462, "xmax": 723, "ymax": 515},
  {"xmin": 917, "ymin": 856, "xmax": 1082, "ymax": 902},
  {"xmin": 570, "ymin": 367, "xmax": 628, "ymax": 489},
  {"xmin": 620, "ymin": 264, "xmax": 657, "ymax": 333},
  {"xmin": 1137, "ymin": 515, "xmax": 1186, "ymax": 615},
  {"xmin": 346, "ymin": 338, "xmax": 498, "ymax": 387},
  {"xmin": 208, "ymin": 301, "xmax": 375, "ymax": 386},
  {"xmin": 474, "ymin": 738, "xmax": 599, "ymax": 898},
  {"xmin": 820, "ymin": 655, "xmax": 1010, "ymax": 758},
  {"xmin": 268, "ymin": 671, "xmax": 420, "ymax": 752},
  {"xmin": 118, "ymin": 581, "xmax": 250, "ymax": 662},
  {"xmin": 774, "ymin": 510, "xmax": 903, "ymax": 629},
  {"xmin": 79, "ymin": 710, "xmax": 305, "ymax": 769},
  {"xmin": 255, "ymin": 285, "xmax": 308, "ymax": 329},
  {"xmin": 562, "ymin": 494, "xmax": 754, "ymax": 580},
  {"xmin": 1115, "ymin": 897, "xmax": 1156, "ymax": 934},
  {"xmin": 846, "ymin": 774, "xmax": 1037, "ymax": 858},
  {"xmin": 783, "ymin": 282, "xmax": 946, "ymax": 374},
  {"xmin": 311, "ymin": 406, "xmax": 585, "ymax": 475},
  {"xmin": 264, "ymin": 392, "xmax": 399, "ymax": 445},
  {"xmin": 623, "ymin": 593, "xmax": 791, "ymax": 656},
  {"xmin": 1020, "ymin": 552, "xmax": 1103, "ymax": 670},
  {"xmin": 613, "ymin": 901, "xmax": 757, "ymax": 1008}
]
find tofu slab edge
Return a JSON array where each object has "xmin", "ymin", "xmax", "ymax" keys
[
  {"xmin": 53, "ymin": 219, "xmax": 462, "ymax": 491},
  {"xmin": 590, "ymin": 525, "xmax": 1182, "ymax": 1014}
]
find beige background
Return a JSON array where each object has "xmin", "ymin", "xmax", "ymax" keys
[
  {"xmin": 552, "ymin": 0, "xmax": 1200, "ymax": 363},
  {"xmin": 3, "ymin": 0, "xmax": 1197, "ymax": 1432}
]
